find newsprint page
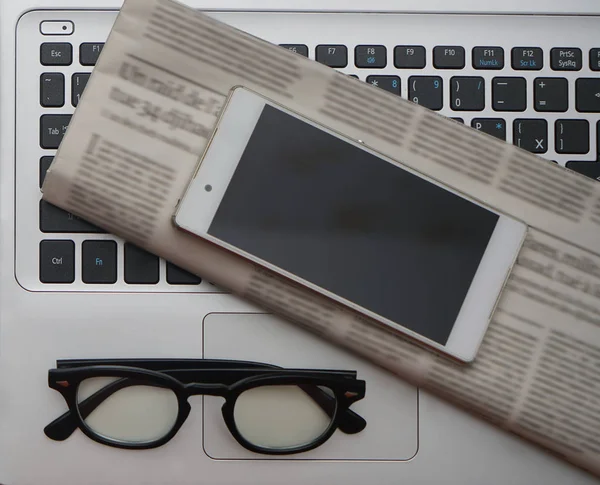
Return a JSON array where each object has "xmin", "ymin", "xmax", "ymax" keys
[{"xmin": 42, "ymin": 0, "xmax": 600, "ymax": 476}]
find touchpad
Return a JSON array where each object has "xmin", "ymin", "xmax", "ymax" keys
[{"xmin": 202, "ymin": 313, "xmax": 419, "ymax": 461}]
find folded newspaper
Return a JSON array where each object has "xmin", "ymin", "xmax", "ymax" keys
[{"xmin": 42, "ymin": 0, "xmax": 600, "ymax": 476}]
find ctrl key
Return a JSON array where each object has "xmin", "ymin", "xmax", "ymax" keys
[{"xmin": 40, "ymin": 240, "xmax": 75, "ymax": 283}]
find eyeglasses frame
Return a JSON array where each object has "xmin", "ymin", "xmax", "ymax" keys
[{"xmin": 46, "ymin": 359, "xmax": 366, "ymax": 455}]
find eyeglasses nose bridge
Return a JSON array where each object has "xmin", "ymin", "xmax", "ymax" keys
[{"xmin": 185, "ymin": 383, "xmax": 228, "ymax": 397}]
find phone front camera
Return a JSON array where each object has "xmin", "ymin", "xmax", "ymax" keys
[{"xmin": 205, "ymin": 184, "xmax": 212, "ymax": 192}]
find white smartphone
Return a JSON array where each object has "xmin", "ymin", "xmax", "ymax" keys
[{"xmin": 174, "ymin": 87, "xmax": 527, "ymax": 363}]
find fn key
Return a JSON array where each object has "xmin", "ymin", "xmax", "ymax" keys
[
  {"xmin": 82, "ymin": 240, "xmax": 117, "ymax": 284},
  {"xmin": 40, "ymin": 240, "xmax": 75, "ymax": 283}
]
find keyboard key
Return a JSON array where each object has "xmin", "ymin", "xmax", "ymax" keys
[
  {"xmin": 167, "ymin": 262, "xmax": 202, "ymax": 285},
  {"xmin": 576, "ymin": 78, "xmax": 600, "ymax": 113},
  {"xmin": 493, "ymin": 77, "xmax": 526, "ymax": 112},
  {"xmin": 124, "ymin": 243, "xmax": 159, "ymax": 284},
  {"xmin": 40, "ymin": 73, "xmax": 64, "ymax": 107},
  {"xmin": 72, "ymin": 73, "xmax": 91, "ymax": 107},
  {"xmin": 355, "ymin": 45, "xmax": 386, "ymax": 68},
  {"xmin": 82, "ymin": 240, "xmax": 117, "ymax": 284},
  {"xmin": 279, "ymin": 44, "xmax": 308, "ymax": 57},
  {"xmin": 555, "ymin": 119, "xmax": 589, "ymax": 154},
  {"xmin": 40, "ymin": 240, "xmax": 75, "ymax": 283},
  {"xmin": 450, "ymin": 117, "xmax": 464, "ymax": 124},
  {"xmin": 513, "ymin": 119, "xmax": 548, "ymax": 153},
  {"xmin": 394, "ymin": 45, "xmax": 426, "ymax": 68},
  {"xmin": 408, "ymin": 76, "xmax": 443, "ymax": 110},
  {"xmin": 315, "ymin": 45, "xmax": 347, "ymax": 67},
  {"xmin": 550, "ymin": 48, "xmax": 582, "ymax": 71},
  {"xmin": 534, "ymin": 78, "xmax": 568, "ymax": 112},
  {"xmin": 40, "ymin": 156, "xmax": 54, "ymax": 188},
  {"xmin": 40, "ymin": 200, "xmax": 105, "ymax": 233},
  {"xmin": 590, "ymin": 48, "xmax": 600, "ymax": 71},
  {"xmin": 79, "ymin": 42, "xmax": 104, "ymax": 66},
  {"xmin": 366, "ymin": 75, "xmax": 400, "ymax": 95},
  {"xmin": 512, "ymin": 47, "xmax": 543, "ymax": 70},
  {"xmin": 566, "ymin": 161, "xmax": 600, "ymax": 181},
  {"xmin": 451, "ymin": 76, "xmax": 484, "ymax": 111},
  {"xmin": 471, "ymin": 118, "xmax": 506, "ymax": 141},
  {"xmin": 472, "ymin": 46, "xmax": 504, "ymax": 70},
  {"xmin": 433, "ymin": 46, "xmax": 465, "ymax": 69},
  {"xmin": 40, "ymin": 114, "xmax": 71, "ymax": 149},
  {"xmin": 41, "ymin": 43, "xmax": 72, "ymax": 66}
]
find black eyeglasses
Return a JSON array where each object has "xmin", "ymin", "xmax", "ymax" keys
[{"xmin": 45, "ymin": 359, "xmax": 367, "ymax": 455}]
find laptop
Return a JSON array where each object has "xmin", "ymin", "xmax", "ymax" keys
[{"xmin": 1, "ymin": 0, "xmax": 599, "ymax": 483}]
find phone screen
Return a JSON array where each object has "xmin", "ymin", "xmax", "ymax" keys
[{"xmin": 208, "ymin": 104, "xmax": 499, "ymax": 345}]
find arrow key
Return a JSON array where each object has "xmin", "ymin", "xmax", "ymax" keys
[
  {"xmin": 451, "ymin": 76, "xmax": 485, "ymax": 111},
  {"xmin": 576, "ymin": 78, "xmax": 600, "ymax": 112}
]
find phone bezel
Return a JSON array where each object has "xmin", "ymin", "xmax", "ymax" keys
[{"xmin": 174, "ymin": 86, "xmax": 527, "ymax": 363}]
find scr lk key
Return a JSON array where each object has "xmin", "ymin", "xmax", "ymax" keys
[{"xmin": 512, "ymin": 47, "xmax": 543, "ymax": 70}]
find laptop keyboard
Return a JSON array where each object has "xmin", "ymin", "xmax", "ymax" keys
[{"xmin": 15, "ymin": 10, "xmax": 600, "ymax": 292}]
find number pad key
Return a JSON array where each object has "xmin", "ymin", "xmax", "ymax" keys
[
  {"xmin": 513, "ymin": 119, "xmax": 548, "ymax": 153},
  {"xmin": 366, "ymin": 75, "xmax": 400, "ymax": 95},
  {"xmin": 72, "ymin": 73, "xmax": 91, "ymax": 107},
  {"xmin": 316, "ymin": 45, "xmax": 348, "ymax": 67},
  {"xmin": 451, "ymin": 77, "xmax": 484, "ymax": 111},
  {"xmin": 408, "ymin": 76, "xmax": 443, "ymax": 110},
  {"xmin": 471, "ymin": 118, "xmax": 506, "ymax": 141},
  {"xmin": 512, "ymin": 47, "xmax": 543, "ymax": 70}
]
